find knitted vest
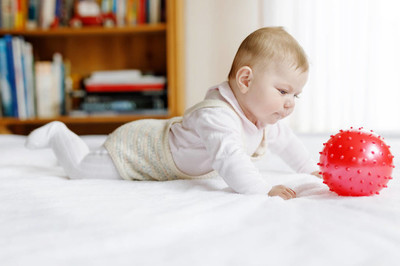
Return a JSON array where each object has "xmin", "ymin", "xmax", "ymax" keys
[{"xmin": 104, "ymin": 99, "xmax": 267, "ymax": 181}]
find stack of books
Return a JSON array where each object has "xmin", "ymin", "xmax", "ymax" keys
[
  {"xmin": 0, "ymin": 35, "xmax": 66, "ymax": 119},
  {"xmin": 0, "ymin": 35, "xmax": 167, "ymax": 119},
  {"xmin": 0, "ymin": 0, "xmax": 166, "ymax": 30},
  {"xmin": 79, "ymin": 70, "xmax": 167, "ymax": 115}
]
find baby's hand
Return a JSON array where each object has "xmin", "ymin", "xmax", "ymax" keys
[
  {"xmin": 311, "ymin": 171, "xmax": 322, "ymax": 179},
  {"xmin": 268, "ymin": 185, "xmax": 296, "ymax": 200}
]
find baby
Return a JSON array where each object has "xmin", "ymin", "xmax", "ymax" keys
[{"xmin": 26, "ymin": 27, "xmax": 320, "ymax": 200}]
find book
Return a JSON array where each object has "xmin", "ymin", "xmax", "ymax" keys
[
  {"xmin": 35, "ymin": 61, "xmax": 56, "ymax": 118},
  {"xmin": 1, "ymin": 0, "xmax": 14, "ymax": 29},
  {"xmin": 101, "ymin": 0, "xmax": 113, "ymax": 13},
  {"xmin": 34, "ymin": 55, "xmax": 66, "ymax": 118},
  {"xmin": 126, "ymin": 0, "xmax": 138, "ymax": 25},
  {"xmin": 116, "ymin": 0, "xmax": 126, "ymax": 26},
  {"xmin": 12, "ymin": 36, "xmax": 28, "ymax": 119},
  {"xmin": 0, "ymin": 38, "xmax": 13, "ymax": 116},
  {"xmin": 81, "ymin": 93, "xmax": 167, "ymax": 114},
  {"xmin": 160, "ymin": 0, "xmax": 165, "ymax": 22},
  {"xmin": 84, "ymin": 69, "xmax": 166, "ymax": 92},
  {"xmin": 1, "ymin": 0, "xmax": 164, "ymax": 30},
  {"xmin": 14, "ymin": 0, "xmax": 25, "ymax": 30},
  {"xmin": 26, "ymin": 0, "xmax": 39, "ymax": 29},
  {"xmin": 149, "ymin": 0, "xmax": 160, "ymax": 24},
  {"xmin": 0, "ymin": 91, "xmax": 2, "ymax": 117},
  {"xmin": 60, "ymin": 0, "xmax": 74, "ymax": 27},
  {"xmin": 39, "ymin": 0, "xmax": 56, "ymax": 29},
  {"xmin": 52, "ymin": 53, "xmax": 64, "ymax": 115},
  {"xmin": 4, "ymin": 35, "xmax": 18, "ymax": 117},
  {"xmin": 137, "ymin": 0, "xmax": 146, "ymax": 24},
  {"xmin": 23, "ymin": 42, "xmax": 36, "ymax": 118},
  {"xmin": 85, "ymin": 83, "xmax": 165, "ymax": 93}
]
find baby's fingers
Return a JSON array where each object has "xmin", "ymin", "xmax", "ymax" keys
[
  {"xmin": 281, "ymin": 188, "xmax": 296, "ymax": 200},
  {"xmin": 268, "ymin": 185, "xmax": 296, "ymax": 200}
]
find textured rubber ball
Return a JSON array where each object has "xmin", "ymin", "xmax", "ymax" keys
[{"xmin": 318, "ymin": 128, "xmax": 394, "ymax": 196}]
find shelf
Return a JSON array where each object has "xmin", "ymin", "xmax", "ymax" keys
[
  {"xmin": 0, "ymin": 114, "xmax": 172, "ymax": 135},
  {"xmin": 0, "ymin": 114, "xmax": 170, "ymax": 124},
  {"xmin": 0, "ymin": 23, "xmax": 167, "ymax": 37}
]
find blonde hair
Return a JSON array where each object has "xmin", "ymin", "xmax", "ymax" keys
[{"xmin": 228, "ymin": 27, "xmax": 309, "ymax": 80}]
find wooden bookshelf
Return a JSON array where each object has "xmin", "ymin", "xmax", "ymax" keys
[{"xmin": 0, "ymin": 0, "xmax": 184, "ymax": 135}]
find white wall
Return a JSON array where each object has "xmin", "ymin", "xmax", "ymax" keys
[{"xmin": 184, "ymin": 0, "xmax": 261, "ymax": 108}]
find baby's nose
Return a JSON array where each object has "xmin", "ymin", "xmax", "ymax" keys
[{"xmin": 284, "ymin": 98, "xmax": 295, "ymax": 109}]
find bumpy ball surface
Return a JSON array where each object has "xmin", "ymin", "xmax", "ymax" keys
[{"xmin": 318, "ymin": 128, "xmax": 394, "ymax": 196}]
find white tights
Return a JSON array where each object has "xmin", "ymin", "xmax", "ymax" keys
[{"xmin": 25, "ymin": 121, "xmax": 122, "ymax": 180}]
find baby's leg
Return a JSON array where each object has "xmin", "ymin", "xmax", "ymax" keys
[{"xmin": 25, "ymin": 121, "xmax": 121, "ymax": 180}]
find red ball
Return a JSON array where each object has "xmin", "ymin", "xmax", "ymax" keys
[{"xmin": 319, "ymin": 128, "xmax": 394, "ymax": 196}]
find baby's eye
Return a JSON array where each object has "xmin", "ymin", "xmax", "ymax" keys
[
  {"xmin": 278, "ymin": 89, "xmax": 287, "ymax": 95},
  {"xmin": 294, "ymin": 94, "xmax": 300, "ymax": 99}
]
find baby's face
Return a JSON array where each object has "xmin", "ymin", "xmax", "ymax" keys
[{"xmin": 240, "ymin": 61, "xmax": 308, "ymax": 128}]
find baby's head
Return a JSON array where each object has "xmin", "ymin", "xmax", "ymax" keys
[
  {"xmin": 228, "ymin": 27, "xmax": 309, "ymax": 128},
  {"xmin": 228, "ymin": 27, "xmax": 308, "ymax": 80}
]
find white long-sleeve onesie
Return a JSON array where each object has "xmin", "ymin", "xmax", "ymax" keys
[
  {"xmin": 169, "ymin": 81, "xmax": 317, "ymax": 195},
  {"xmin": 26, "ymin": 81, "xmax": 317, "ymax": 196}
]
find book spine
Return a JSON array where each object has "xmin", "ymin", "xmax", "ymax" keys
[
  {"xmin": 160, "ymin": 0, "xmax": 165, "ymax": 22},
  {"xmin": 126, "ymin": 0, "xmax": 137, "ymax": 26},
  {"xmin": 145, "ymin": 0, "xmax": 149, "ymax": 23},
  {"xmin": 101, "ymin": 0, "xmax": 111, "ymax": 13},
  {"xmin": 61, "ymin": 61, "xmax": 66, "ymax": 115},
  {"xmin": 0, "ymin": 38, "xmax": 13, "ymax": 116},
  {"xmin": 116, "ymin": 0, "xmax": 126, "ymax": 26},
  {"xmin": 60, "ymin": 0, "xmax": 74, "ymax": 27},
  {"xmin": 52, "ymin": 52, "xmax": 63, "ymax": 115},
  {"xmin": 27, "ymin": 0, "xmax": 39, "ymax": 29},
  {"xmin": 1, "ymin": 0, "xmax": 14, "ymax": 29},
  {"xmin": 138, "ymin": 0, "xmax": 145, "ymax": 24},
  {"xmin": 4, "ymin": 35, "xmax": 18, "ymax": 117},
  {"xmin": 112, "ymin": 0, "xmax": 117, "ymax": 14},
  {"xmin": 14, "ymin": 0, "xmax": 24, "ymax": 30},
  {"xmin": 12, "ymin": 37, "xmax": 28, "ymax": 119},
  {"xmin": 35, "ymin": 61, "xmax": 55, "ymax": 118},
  {"xmin": 53, "ymin": 0, "xmax": 62, "ymax": 27},
  {"xmin": 23, "ymin": 42, "xmax": 36, "ymax": 118},
  {"xmin": 0, "ymin": 0, "xmax": 2, "ymax": 29},
  {"xmin": 149, "ymin": 0, "xmax": 160, "ymax": 24},
  {"xmin": 40, "ymin": 0, "xmax": 56, "ymax": 29}
]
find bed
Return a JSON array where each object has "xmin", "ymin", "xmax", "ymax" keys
[{"xmin": 1, "ymin": 133, "xmax": 400, "ymax": 266}]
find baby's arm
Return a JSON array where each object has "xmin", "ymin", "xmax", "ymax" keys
[
  {"xmin": 192, "ymin": 108, "xmax": 273, "ymax": 195},
  {"xmin": 268, "ymin": 122, "xmax": 319, "ymax": 176}
]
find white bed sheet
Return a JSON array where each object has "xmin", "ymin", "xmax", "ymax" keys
[{"xmin": 1, "ymin": 133, "xmax": 400, "ymax": 266}]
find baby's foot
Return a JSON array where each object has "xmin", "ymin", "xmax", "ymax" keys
[{"xmin": 25, "ymin": 121, "xmax": 66, "ymax": 149}]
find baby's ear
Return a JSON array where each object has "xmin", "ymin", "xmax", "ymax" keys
[{"xmin": 236, "ymin": 66, "xmax": 253, "ymax": 94}]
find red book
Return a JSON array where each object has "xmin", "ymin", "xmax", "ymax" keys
[
  {"xmin": 85, "ymin": 83, "xmax": 164, "ymax": 93},
  {"xmin": 138, "ymin": 0, "xmax": 146, "ymax": 24}
]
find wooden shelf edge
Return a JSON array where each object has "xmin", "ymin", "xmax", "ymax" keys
[
  {"xmin": 0, "ymin": 23, "xmax": 167, "ymax": 36},
  {"xmin": 0, "ymin": 114, "xmax": 172, "ymax": 135},
  {"xmin": 1, "ymin": 114, "xmax": 171, "ymax": 124}
]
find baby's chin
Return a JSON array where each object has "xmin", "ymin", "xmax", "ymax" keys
[
  {"xmin": 256, "ymin": 120, "xmax": 277, "ymax": 128},
  {"xmin": 256, "ymin": 115, "xmax": 282, "ymax": 128}
]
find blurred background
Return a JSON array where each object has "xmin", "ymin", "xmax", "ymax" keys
[
  {"xmin": 185, "ymin": 0, "xmax": 400, "ymax": 135},
  {"xmin": 1, "ymin": 0, "xmax": 399, "ymax": 136}
]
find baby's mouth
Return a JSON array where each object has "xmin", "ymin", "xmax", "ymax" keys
[
  {"xmin": 275, "ymin": 112, "xmax": 284, "ymax": 119},
  {"xmin": 271, "ymin": 113, "xmax": 282, "ymax": 121}
]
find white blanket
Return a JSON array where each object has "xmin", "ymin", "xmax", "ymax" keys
[{"xmin": 1, "ymin": 134, "xmax": 400, "ymax": 266}]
